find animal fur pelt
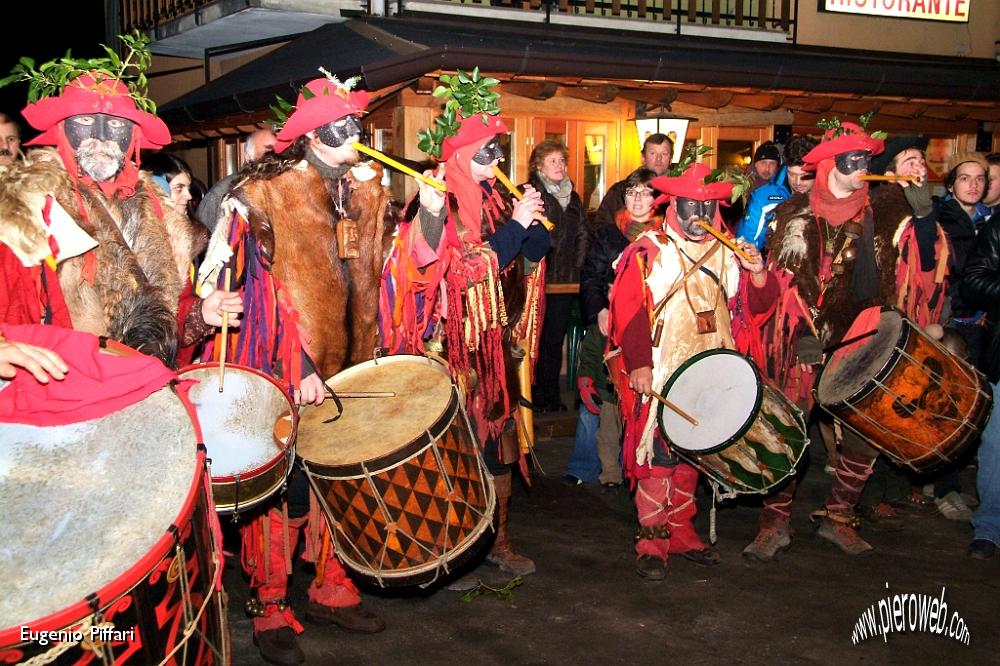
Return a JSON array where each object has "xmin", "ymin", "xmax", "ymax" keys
[
  {"xmin": 234, "ymin": 159, "xmax": 394, "ymax": 378},
  {"xmin": 0, "ymin": 148, "xmax": 206, "ymax": 366},
  {"xmin": 767, "ymin": 191, "xmax": 899, "ymax": 345}
]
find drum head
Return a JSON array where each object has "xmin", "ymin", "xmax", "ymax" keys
[
  {"xmin": 0, "ymin": 387, "xmax": 197, "ymax": 629},
  {"xmin": 180, "ymin": 364, "xmax": 292, "ymax": 477},
  {"xmin": 816, "ymin": 309, "xmax": 903, "ymax": 406},
  {"xmin": 297, "ymin": 356, "xmax": 454, "ymax": 467},
  {"xmin": 659, "ymin": 350, "xmax": 761, "ymax": 453}
]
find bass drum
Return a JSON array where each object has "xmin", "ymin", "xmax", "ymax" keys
[
  {"xmin": 297, "ymin": 355, "xmax": 496, "ymax": 587},
  {"xmin": 0, "ymin": 346, "xmax": 229, "ymax": 665},
  {"xmin": 657, "ymin": 349, "xmax": 809, "ymax": 495}
]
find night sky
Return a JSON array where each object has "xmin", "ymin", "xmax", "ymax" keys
[{"xmin": 0, "ymin": 4, "xmax": 107, "ymax": 141}]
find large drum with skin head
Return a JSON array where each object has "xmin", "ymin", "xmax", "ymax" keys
[
  {"xmin": 815, "ymin": 307, "xmax": 993, "ymax": 472},
  {"xmin": 297, "ymin": 355, "xmax": 496, "ymax": 587},
  {"xmin": 0, "ymin": 373, "xmax": 229, "ymax": 664},
  {"xmin": 179, "ymin": 363, "xmax": 296, "ymax": 515},
  {"xmin": 657, "ymin": 349, "xmax": 809, "ymax": 495}
]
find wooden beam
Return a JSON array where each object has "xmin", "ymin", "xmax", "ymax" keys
[
  {"xmin": 782, "ymin": 97, "xmax": 837, "ymax": 113},
  {"xmin": 618, "ymin": 87, "xmax": 680, "ymax": 106},
  {"xmin": 676, "ymin": 90, "xmax": 735, "ymax": 109},
  {"xmin": 827, "ymin": 99, "xmax": 884, "ymax": 116},
  {"xmin": 729, "ymin": 93, "xmax": 786, "ymax": 111},
  {"xmin": 920, "ymin": 106, "xmax": 971, "ymax": 121},
  {"xmin": 560, "ymin": 85, "xmax": 620, "ymax": 104},
  {"xmin": 877, "ymin": 102, "xmax": 930, "ymax": 119},
  {"xmin": 500, "ymin": 81, "xmax": 559, "ymax": 100},
  {"xmin": 793, "ymin": 111, "xmax": 979, "ymax": 135}
]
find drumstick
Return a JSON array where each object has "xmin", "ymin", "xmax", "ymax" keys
[
  {"xmin": 861, "ymin": 174, "xmax": 918, "ymax": 182},
  {"xmin": 618, "ymin": 369, "xmax": 699, "ymax": 426},
  {"xmin": 696, "ymin": 221, "xmax": 754, "ymax": 264},
  {"xmin": 491, "ymin": 165, "xmax": 555, "ymax": 231},
  {"xmin": 335, "ymin": 391, "xmax": 397, "ymax": 398},
  {"xmin": 218, "ymin": 266, "xmax": 232, "ymax": 393},
  {"xmin": 351, "ymin": 143, "xmax": 446, "ymax": 191},
  {"xmin": 650, "ymin": 389, "xmax": 700, "ymax": 427}
]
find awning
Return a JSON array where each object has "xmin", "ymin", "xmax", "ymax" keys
[{"xmin": 160, "ymin": 14, "xmax": 1000, "ymax": 136}]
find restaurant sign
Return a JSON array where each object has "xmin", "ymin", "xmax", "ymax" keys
[{"xmin": 820, "ymin": 0, "xmax": 971, "ymax": 23}]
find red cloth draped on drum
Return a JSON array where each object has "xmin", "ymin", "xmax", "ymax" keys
[{"xmin": 0, "ymin": 324, "xmax": 176, "ymax": 426}]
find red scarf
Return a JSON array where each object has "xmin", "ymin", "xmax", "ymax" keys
[
  {"xmin": 809, "ymin": 158, "xmax": 868, "ymax": 225},
  {"xmin": 615, "ymin": 209, "xmax": 663, "ymax": 241}
]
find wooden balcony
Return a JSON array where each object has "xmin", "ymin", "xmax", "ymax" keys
[{"xmin": 399, "ymin": 0, "xmax": 796, "ymax": 40}]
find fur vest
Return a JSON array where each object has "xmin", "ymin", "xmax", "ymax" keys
[
  {"xmin": 767, "ymin": 192, "xmax": 899, "ymax": 345},
  {"xmin": 0, "ymin": 149, "xmax": 205, "ymax": 365},
  {"xmin": 234, "ymin": 160, "xmax": 393, "ymax": 378}
]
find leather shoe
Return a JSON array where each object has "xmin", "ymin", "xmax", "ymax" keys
[
  {"xmin": 305, "ymin": 601, "xmax": 386, "ymax": 633},
  {"xmin": 680, "ymin": 546, "xmax": 721, "ymax": 566},
  {"xmin": 253, "ymin": 627, "xmax": 304, "ymax": 666},
  {"xmin": 635, "ymin": 555, "xmax": 666, "ymax": 580},
  {"xmin": 968, "ymin": 539, "xmax": 998, "ymax": 560}
]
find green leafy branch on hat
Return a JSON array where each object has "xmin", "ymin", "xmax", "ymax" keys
[
  {"xmin": 666, "ymin": 144, "xmax": 749, "ymax": 204},
  {"xmin": 817, "ymin": 112, "xmax": 887, "ymax": 140},
  {"xmin": 417, "ymin": 67, "xmax": 501, "ymax": 159},
  {"xmin": 0, "ymin": 31, "xmax": 156, "ymax": 113},
  {"xmin": 267, "ymin": 68, "xmax": 361, "ymax": 131}
]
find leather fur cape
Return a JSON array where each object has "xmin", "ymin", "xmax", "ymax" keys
[
  {"xmin": 766, "ymin": 191, "xmax": 899, "ymax": 346},
  {"xmin": 0, "ymin": 148, "xmax": 205, "ymax": 365},
  {"xmin": 233, "ymin": 158, "xmax": 393, "ymax": 379}
]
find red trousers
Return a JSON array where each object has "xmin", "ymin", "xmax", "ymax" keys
[{"xmin": 634, "ymin": 462, "xmax": 706, "ymax": 561}]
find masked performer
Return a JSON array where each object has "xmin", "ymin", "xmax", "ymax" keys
[
  {"xmin": 0, "ymin": 38, "xmax": 238, "ymax": 366},
  {"xmin": 742, "ymin": 121, "xmax": 944, "ymax": 560},
  {"xmin": 608, "ymin": 164, "xmax": 774, "ymax": 580},
  {"xmin": 380, "ymin": 75, "xmax": 549, "ymax": 581},
  {"xmin": 197, "ymin": 75, "xmax": 390, "ymax": 665}
]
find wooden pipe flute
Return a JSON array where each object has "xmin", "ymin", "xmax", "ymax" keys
[
  {"xmin": 491, "ymin": 165, "xmax": 555, "ymax": 231},
  {"xmin": 860, "ymin": 174, "xmax": 918, "ymax": 182},
  {"xmin": 351, "ymin": 142, "xmax": 446, "ymax": 191},
  {"xmin": 696, "ymin": 221, "xmax": 754, "ymax": 263}
]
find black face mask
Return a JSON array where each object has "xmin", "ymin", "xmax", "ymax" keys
[
  {"xmin": 675, "ymin": 197, "xmax": 718, "ymax": 236},
  {"xmin": 472, "ymin": 136, "xmax": 505, "ymax": 166},
  {"xmin": 315, "ymin": 115, "xmax": 362, "ymax": 149},
  {"xmin": 834, "ymin": 150, "xmax": 872, "ymax": 175},
  {"xmin": 64, "ymin": 114, "xmax": 134, "ymax": 153}
]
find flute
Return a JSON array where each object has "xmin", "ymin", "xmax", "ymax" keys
[
  {"xmin": 351, "ymin": 143, "xmax": 446, "ymax": 191},
  {"xmin": 696, "ymin": 221, "xmax": 754, "ymax": 263},
  {"xmin": 491, "ymin": 166, "xmax": 555, "ymax": 231},
  {"xmin": 860, "ymin": 174, "xmax": 918, "ymax": 182}
]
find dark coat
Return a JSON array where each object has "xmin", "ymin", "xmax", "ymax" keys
[
  {"xmin": 939, "ymin": 197, "xmax": 981, "ymax": 317},
  {"xmin": 959, "ymin": 216, "xmax": 1000, "ymax": 384},
  {"xmin": 593, "ymin": 178, "xmax": 629, "ymax": 230},
  {"xmin": 522, "ymin": 172, "xmax": 587, "ymax": 284},
  {"xmin": 579, "ymin": 221, "xmax": 630, "ymax": 325}
]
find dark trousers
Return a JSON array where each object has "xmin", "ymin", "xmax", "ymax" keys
[{"xmin": 532, "ymin": 293, "xmax": 573, "ymax": 409}]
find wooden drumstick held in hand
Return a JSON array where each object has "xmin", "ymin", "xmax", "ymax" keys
[
  {"xmin": 491, "ymin": 165, "xmax": 555, "ymax": 231},
  {"xmin": 619, "ymin": 369, "xmax": 699, "ymax": 426},
  {"xmin": 218, "ymin": 267, "xmax": 232, "ymax": 393},
  {"xmin": 650, "ymin": 389, "xmax": 700, "ymax": 427}
]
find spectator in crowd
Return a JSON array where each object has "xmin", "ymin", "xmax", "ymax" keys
[
  {"xmin": 143, "ymin": 151, "xmax": 194, "ymax": 216},
  {"xmin": 0, "ymin": 112, "xmax": 21, "ymax": 166},
  {"xmin": 196, "ymin": 127, "xmax": 277, "ymax": 232},
  {"xmin": 593, "ymin": 133, "xmax": 672, "ymax": 228}
]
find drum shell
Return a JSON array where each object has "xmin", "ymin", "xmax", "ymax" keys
[
  {"xmin": 657, "ymin": 350, "xmax": 809, "ymax": 495},
  {"xmin": 299, "ymin": 356, "xmax": 496, "ymax": 587},
  {"xmin": 0, "ymin": 445, "xmax": 230, "ymax": 665},
  {"xmin": 179, "ymin": 363, "xmax": 296, "ymax": 515},
  {"xmin": 817, "ymin": 310, "xmax": 993, "ymax": 472}
]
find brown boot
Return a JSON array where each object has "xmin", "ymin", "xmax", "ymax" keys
[{"xmin": 485, "ymin": 472, "xmax": 536, "ymax": 576}]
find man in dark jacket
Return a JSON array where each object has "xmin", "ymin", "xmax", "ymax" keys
[
  {"xmin": 592, "ymin": 133, "xmax": 672, "ymax": 228},
  {"xmin": 959, "ymin": 214, "xmax": 1000, "ymax": 560}
]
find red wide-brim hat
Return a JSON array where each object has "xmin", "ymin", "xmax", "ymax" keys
[
  {"xmin": 650, "ymin": 163, "xmax": 733, "ymax": 202},
  {"xmin": 802, "ymin": 122, "xmax": 884, "ymax": 169},
  {"xmin": 274, "ymin": 78, "xmax": 370, "ymax": 153},
  {"xmin": 22, "ymin": 73, "xmax": 171, "ymax": 150},
  {"xmin": 440, "ymin": 115, "xmax": 509, "ymax": 162}
]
